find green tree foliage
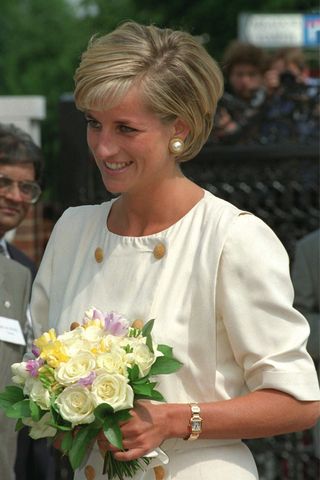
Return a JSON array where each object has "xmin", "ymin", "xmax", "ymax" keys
[
  {"xmin": 0, "ymin": 0, "xmax": 88, "ymax": 197},
  {"xmin": 0, "ymin": 0, "xmax": 317, "ymax": 200}
]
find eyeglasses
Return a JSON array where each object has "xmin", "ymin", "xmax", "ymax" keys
[{"xmin": 0, "ymin": 174, "xmax": 41, "ymax": 204}]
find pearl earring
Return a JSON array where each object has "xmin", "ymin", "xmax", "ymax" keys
[{"xmin": 169, "ymin": 137, "xmax": 184, "ymax": 154}]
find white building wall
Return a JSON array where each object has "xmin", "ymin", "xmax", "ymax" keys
[{"xmin": 0, "ymin": 96, "xmax": 46, "ymax": 145}]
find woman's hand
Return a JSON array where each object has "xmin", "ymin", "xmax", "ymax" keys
[{"xmin": 97, "ymin": 401, "xmax": 176, "ymax": 461}]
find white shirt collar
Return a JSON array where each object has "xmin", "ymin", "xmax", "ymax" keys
[{"xmin": 0, "ymin": 237, "xmax": 10, "ymax": 258}]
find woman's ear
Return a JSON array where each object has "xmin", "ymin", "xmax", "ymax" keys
[{"xmin": 172, "ymin": 118, "xmax": 190, "ymax": 141}]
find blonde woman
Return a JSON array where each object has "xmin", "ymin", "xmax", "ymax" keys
[{"xmin": 31, "ymin": 22, "xmax": 319, "ymax": 479}]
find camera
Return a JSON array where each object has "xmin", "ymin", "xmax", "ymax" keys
[{"xmin": 280, "ymin": 71, "xmax": 297, "ymax": 87}]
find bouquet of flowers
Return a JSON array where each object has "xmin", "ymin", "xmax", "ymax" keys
[{"xmin": 0, "ymin": 307, "xmax": 182, "ymax": 479}]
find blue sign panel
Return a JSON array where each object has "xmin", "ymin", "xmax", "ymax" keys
[{"xmin": 303, "ymin": 15, "xmax": 320, "ymax": 46}]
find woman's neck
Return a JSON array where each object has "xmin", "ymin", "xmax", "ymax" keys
[{"xmin": 107, "ymin": 176, "xmax": 203, "ymax": 237}]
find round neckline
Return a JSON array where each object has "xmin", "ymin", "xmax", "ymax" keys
[{"xmin": 104, "ymin": 189, "xmax": 207, "ymax": 240}]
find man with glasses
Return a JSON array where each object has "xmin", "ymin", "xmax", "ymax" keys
[
  {"xmin": 0, "ymin": 123, "xmax": 42, "ymax": 277},
  {"xmin": 0, "ymin": 123, "xmax": 55, "ymax": 480}
]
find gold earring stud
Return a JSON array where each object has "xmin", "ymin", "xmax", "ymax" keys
[{"xmin": 169, "ymin": 137, "xmax": 184, "ymax": 154}]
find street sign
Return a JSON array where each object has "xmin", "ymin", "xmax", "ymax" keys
[{"xmin": 239, "ymin": 13, "xmax": 320, "ymax": 48}]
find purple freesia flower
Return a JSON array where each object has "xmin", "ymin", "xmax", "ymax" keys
[
  {"xmin": 31, "ymin": 344, "xmax": 41, "ymax": 357},
  {"xmin": 104, "ymin": 311, "xmax": 129, "ymax": 336},
  {"xmin": 93, "ymin": 309, "xmax": 105, "ymax": 322},
  {"xmin": 78, "ymin": 371, "xmax": 96, "ymax": 387},
  {"xmin": 83, "ymin": 307, "xmax": 104, "ymax": 325},
  {"xmin": 26, "ymin": 358, "xmax": 44, "ymax": 377}
]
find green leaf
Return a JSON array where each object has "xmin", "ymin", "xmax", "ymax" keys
[
  {"xmin": 15, "ymin": 418, "xmax": 25, "ymax": 432},
  {"xmin": 157, "ymin": 344, "xmax": 174, "ymax": 357},
  {"xmin": 114, "ymin": 409, "xmax": 132, "ymax": 423},
  {"xmin": 132, "ymin": 382, "xmax": 156, "ymax": 397},
  {"xmin": 0, "ymin": 386, "xmax": 24, "ymax": 409},
  {"xmin": 94, "ymin": 403, "xmax": 114, "ymax": 424},
  {"xmin": 146, "ymin": 334, "xmax": 154, "ymax": 354},
  {"xmin": 142, "ymin": 319, "xmax": 155, "ymax": 354},
  {"xmin": 128, "ymin": 365, "xmax": 139, "ymax": 382},
  {"xmin": 103, "ymin": 419, "xmax": 123, "ymax": 450},
  {"xmin": 69, "ymin": 425, "xmax": 100, "ymax": 470},
  {"xmin": 148, "ymin": 389, "xmax": 166, "ymax": 402},
  {"xmin": 141, "ymin": 319, "xmax": 154, "ymax": 337},
  {"xmin": 149, "ymin": 356, "xmax": 183, "ymax": 376},
  {"xmin": 49, "ymin": 422, "xmax": 72, "ymax": 431},
  {"xmin": 50, "ymin": 404, "xmax": 65, "ymax": 424},
  {"xmin": 61, "ymin": 430, "xmax": 73, "ymax": 453},
  {"xmin": 129, "ymin": 374, "xmax": 148, "ymax": 385},
  {"xmin": 6, "ymin": 399, "xmax": 31, "ymax": 419},
  {"xmin": 30, "ymin": 399, "xmax": 41, "ymax": 422},
  {"xmin": 49, "ymin": 405, "xmax": 72, "ymax": 430}
]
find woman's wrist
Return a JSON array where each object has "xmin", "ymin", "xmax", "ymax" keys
[{"xmin": 163, "ymin": 403, "xmax": 192, "ymax": 439}]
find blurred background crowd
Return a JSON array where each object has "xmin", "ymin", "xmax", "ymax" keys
[
  {"xmin": 0, "ymin": 1, "xmax": 319, "ymax": 479},
  {"xmin": 210, "ymin": 43, "xmax": 319, "ymax": 146}
]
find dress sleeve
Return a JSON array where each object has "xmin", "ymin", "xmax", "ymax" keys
[{"xmin": 216, "ymin": 213, "xmax": 320, "ymax": 401}]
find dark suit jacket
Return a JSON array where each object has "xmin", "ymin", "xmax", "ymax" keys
[
  {"xmin": 292, "ymin": 229, "xmax": 320, "ymax": 361},
  {"xmin": 6, "ymin": 243, "xmax": 37, "ymax": 281}
]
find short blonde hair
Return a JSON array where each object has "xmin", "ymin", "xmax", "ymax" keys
[{"xmin": 74, "ymin": 21, "xmax": 223, "ymax": 162}]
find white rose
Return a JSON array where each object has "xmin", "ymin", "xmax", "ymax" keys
[
  {"xmin": 55, "ymin": 352, "xmax": 96, "ymax": 386},
  {"xmin": 126, "ymin": 343, "xmax": 156, "ymax": 377},
  {"xmin": 58, "ymin": 328, "xmax": 92, "ymax": 356},
  {"xmin": 23, "ymin": 376, "xmax": 37, "ymax": 396},
  {"xmin": 82, "ymin": 325, "xmax": 104, "ymax": 343},
  {"xmin": 55, "ymin": 385, "xmax": 95, "ymax": 425},
  {"xmin": 29, "ymin": 379, "xmax": 51, "ymax": 410},
  {"xmin": 96, "ymin": 347, "xmax": 127, "ymax": 375},
  {"xmin": 64, "ymin": 338, "xmax": 93, "ymax": 356},
  {"xmin": 23, "ymin": 412, "xmax": 57, "ymax": 439},
  {"xmin": 11, "ymin": 362, "xmax": 29, "ymax": 385},
  {"xmin": 99, "ymin": 334, "xmax": 122, "ymax": 353},
  {"xmin": 91, "ymin": 373, "xmax": 134, "ymax": 412},
  {"xmin": 58, "ymin": 327, "xmax": 84, "ymax": 343}
]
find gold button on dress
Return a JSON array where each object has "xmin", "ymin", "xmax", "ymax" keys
[
  {"xmin": 154, "ymin": 465, "xmax": 165, "ymax": 480},
  {"xmin": 153, "ymin": 242, "xmax": 166, "ymax": 259},
  {"xmin": 94, "ymin": 247, "xmax": 104, "ymax": 263},
  {"xmin": 84, "ymin": 464, "xmax": 96, "ymax": 480}
]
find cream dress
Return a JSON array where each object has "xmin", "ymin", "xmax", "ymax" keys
[{"xmin": 31, "ymin": 190, "xmax": 320, "ymax": 479}]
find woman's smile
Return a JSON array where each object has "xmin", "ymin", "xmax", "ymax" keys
[{"xmin": 103, "ymin": 161, "xmax": 133, "ymax": 172}]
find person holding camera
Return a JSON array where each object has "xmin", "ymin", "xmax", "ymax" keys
[
  {"xmin": 262, "ymin": 48, "xmax": 319, "ymax": 144},
  {"xmin": 211, "ymin": 41, "xmax": 268, "ymax": 145}
]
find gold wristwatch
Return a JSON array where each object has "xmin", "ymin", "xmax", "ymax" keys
[{"xmin": 184, "ymin": 403, "xmax": 203, "ymax": 440}]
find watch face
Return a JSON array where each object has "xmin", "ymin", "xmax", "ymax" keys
[{"xmin": 192, "ymin": 420, "xmax": 202, "ymax": 432}]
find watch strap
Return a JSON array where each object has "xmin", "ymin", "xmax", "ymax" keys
[{"xmin": 184, "ymin": 403, "xmax": 203, "ymax": 441}]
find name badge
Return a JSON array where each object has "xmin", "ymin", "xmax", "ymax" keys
[{"xmin": 0, "ymin": 316, "xmax": 26, "ymax": 346}]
